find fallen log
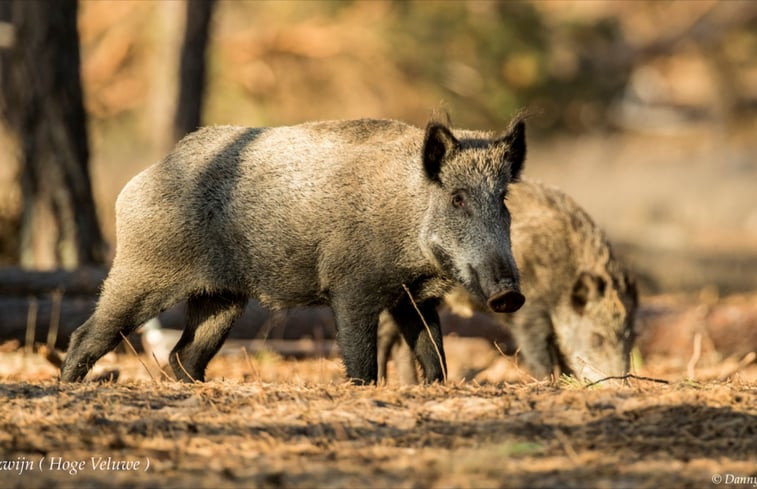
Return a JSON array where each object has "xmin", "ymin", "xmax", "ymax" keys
[
  {"xmin": 0, "ymin": 266, "xmax": 107, "ymax": 296},
  {"xmin": 614, "ymin": 243, "xmax": 757, "ymax": 295},
  {"xmin": 0, "ymin": 295, "xmax": 513, "ymax": 352},
  {"xmin": 0, "ymin": 267, "xmax": 514, "ymax": 352}
]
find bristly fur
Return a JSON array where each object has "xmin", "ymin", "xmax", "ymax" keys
[{"xmin": 61, "ymin": 116, "xmax": 528, "ymax": 385}]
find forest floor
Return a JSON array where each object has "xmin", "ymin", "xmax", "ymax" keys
[{"xmin": 1, "ymin": 322, "xmax": 755, "ymax": 489}]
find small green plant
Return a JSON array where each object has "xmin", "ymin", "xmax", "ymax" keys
[
  {"xmin": 497, "ymin": 441, "xmax": 544, "ymax": 457},
  {"xmin": 559, "ymin": 373, "xmax": 585, "ymax": 389},
  {"xmin": 630, "ymin": 346, "xmax": 644, "ymax": 371}
]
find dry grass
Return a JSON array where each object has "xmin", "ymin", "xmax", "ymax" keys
[{"xmin": 1, "ymin": 342, "xmax": 755, "ymax": 489}]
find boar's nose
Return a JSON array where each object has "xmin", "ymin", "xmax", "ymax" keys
[{"xmin": 487, "ymin": 289, "xmax": 525, "ymax": 313}]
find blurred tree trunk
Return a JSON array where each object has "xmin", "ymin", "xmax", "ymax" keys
[
  {"xmin": 173, "ymin": 0, "xmax": 215, "ymax": 143},
  {"xmin": 0, "ymin": 0, "xmax": 105, "ymax": 269}
]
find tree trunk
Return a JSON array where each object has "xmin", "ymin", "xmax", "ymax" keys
[
  {"xmin": 173, "ymin": 0, "xmax": 215, "ymax": 143},
  {"xmin": 0, "ymin": 0, "xmax": 105, "ymax": 269}
]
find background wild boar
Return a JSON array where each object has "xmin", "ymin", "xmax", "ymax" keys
[
  {"xmin": 61, "ymin": 118, "xmax": 527, "ymax": 384},
  {"xmin": 378, "ymin": 179, "xmax": 638, "ymax": 384}
]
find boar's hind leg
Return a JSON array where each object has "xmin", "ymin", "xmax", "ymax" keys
[
  {"xmin": 61, "ymin": 276, "xmax": 179, "ymax": 382},
  {"xmin": 169, "ymin": 292, "xmax": 247, "ymax": 382},
  {"xmin": 389, "ymin": 298, "xmax": 446, "ymax": 384}
]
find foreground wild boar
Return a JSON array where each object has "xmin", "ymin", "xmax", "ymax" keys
[
  {"xmin": 61, "ymin": 118, "xmax": 527, "ymax": 384},
  {"xmin": 378, "ymin": 179, "xmax": 638, "ymax": 383}
]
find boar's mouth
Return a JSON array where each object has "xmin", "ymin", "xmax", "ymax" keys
[
  {"xmin": 487, "ymin": 289, "xmax": 525, "ymax": 313},
  {"xmin": 428, "ymin": 246, "xmax": 525, "ymax": 313}
]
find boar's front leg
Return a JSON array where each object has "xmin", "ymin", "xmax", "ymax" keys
[
  {"xmin": 509, "ymin": 309, "xmax": 559, "ymax": 379},
  {"xmin": 330, "ymin": 291, "xmax": 381, "ymax": 385},
  {"xmin": 389, "ymin": 297, "xmax": 446, "ymax": 383}
]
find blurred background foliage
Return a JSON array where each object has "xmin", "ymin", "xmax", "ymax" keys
[
  {"xmin": 1, "ymin": 0, "xmax": 757, "ymax": 271},
  {"xmin": 77, "ymin": 0, "xmax": 757, "ymax": 134}
]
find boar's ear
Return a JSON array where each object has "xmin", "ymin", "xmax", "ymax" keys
[
  {"xmin": 571, "ymin": 272, "xmax": 607, "ymax": 314},
  {"xmin": 423, "ymin": 123, "xmax": 459, "ymax": 183},
  {"xmin": 498, "ymin": 119, "xmax": 526, "ymax": 182}
]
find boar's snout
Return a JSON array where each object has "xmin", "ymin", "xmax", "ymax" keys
[
  {"xmin": 470, "ymin": 256, "xmax": 524, "ymax": 313},
  {"xmin": 487, "ymin": 289, "xmax": 525, "ymax": 313}
]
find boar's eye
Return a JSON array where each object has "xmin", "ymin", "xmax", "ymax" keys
[
  {"xmin": 451, "ymin": 191, "xmax": 466, "ymax": 209},
  {"xmin": 591, "ymin": 333, "xmax": 605, "ymax": 348}
]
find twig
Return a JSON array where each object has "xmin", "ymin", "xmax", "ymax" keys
[
  {"xmin": 25, "ymin": 297, "xmax": 38, "ymax": 355},
  {"xmin": 687, "ymin": 332, "xmax": 702, "ymax": 379},
  {"xmin": 151, "ymin": 352, "xmax": 174, "ymax": 381},
  {"xmin": 584, "ymin": 374, "xmax": 669, "ymax": 388},
  {"xmin": 492, "ymin": 342, "xmax": 539, "ymax": 383},
  {"xmin": 402, "ymin": 284, "xmax": 447, "ymax": 383},
  {"xmin": 46, "ymin": 289, "xmax": 62, "ymax": 349},
  {"xmin": 717, "ymin": 351, "xmax": 756, "ymax": 381},
  {"xmin": 92, "ymin": 370, "xmax": 120, "ymax": 383},
  {"xmin": 512, "ymin": 346, "xmax": 521, "ymax": 367},
  {"xmin": 119, "ymin": 331, "xmax": 155, "ymax": 381},
  {"xmin": 241, "ymin": 346, "xmax": 259, "ymax": 381},
  {"xmin": 174, "ymin": 352, "xmax": 197, "ymax": 383}
]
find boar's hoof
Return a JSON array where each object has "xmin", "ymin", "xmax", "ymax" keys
[{"xmin": 487, "ymin": 289, "xmax": 525, "ymax": 313}]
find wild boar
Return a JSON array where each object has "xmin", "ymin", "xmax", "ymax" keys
[{"xmin": 61, "ymin": 117, "xmax": 527, "ymax": 384}]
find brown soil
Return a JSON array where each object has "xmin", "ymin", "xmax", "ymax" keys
[{"xmin": 1, "ymin": 337, "xmax": 755, "ymax": 489}]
